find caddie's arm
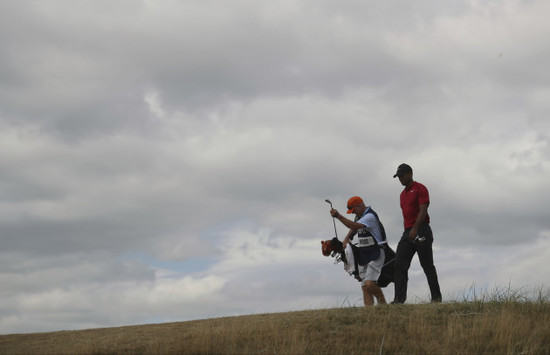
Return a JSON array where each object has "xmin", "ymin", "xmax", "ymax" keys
[
  {"xmin": 342, "ymin": 229, "xmax": 357, "ymax": 248},
  {"xmin": 330, "ymin": 209, "xmax": 365, "ymax": 232}
]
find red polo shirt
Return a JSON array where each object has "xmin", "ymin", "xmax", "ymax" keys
[{"xmin": 400, "ymin": 181, "xmax": 430, "ymax": 229}]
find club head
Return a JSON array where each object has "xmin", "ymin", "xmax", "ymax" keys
[{"xmin": 325, "ymin": 199, "xmax": 332, "ymax": 207}]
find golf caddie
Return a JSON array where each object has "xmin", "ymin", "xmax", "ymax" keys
[{"xmin": 330, "ymin": 196, "xmax": 387, "ymax": 306}]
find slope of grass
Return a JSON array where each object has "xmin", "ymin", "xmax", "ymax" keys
[{"xmin": 1, "ymin": 300, "xmax": 549, "ymax": 354}]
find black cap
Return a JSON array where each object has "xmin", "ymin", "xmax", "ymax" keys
[{"xmin": 393, "ymin": 163, "xmax": 412, "ymax": 178}]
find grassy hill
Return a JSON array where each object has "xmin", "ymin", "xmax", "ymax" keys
[{"xmin": 1, "ymin": 300, "xmax": 549, "ymax": 354}]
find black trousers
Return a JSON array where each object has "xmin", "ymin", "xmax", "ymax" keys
[{"xmin": 393, "ymin": 223, "xmax": 442, "ymax": 303}]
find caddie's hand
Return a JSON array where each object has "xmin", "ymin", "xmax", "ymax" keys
[{"xmin": 330, "ymin": 209, "xmax": 340, "ymax": 218}]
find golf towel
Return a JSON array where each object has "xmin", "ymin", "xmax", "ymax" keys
[{"xmin": 344, "ymin": 243, "xmax": 356, "ymax": 275}]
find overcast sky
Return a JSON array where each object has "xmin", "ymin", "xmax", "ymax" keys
[{"xmin": 1, "ymin": 0, "xmax": 549, "ymax": 334}]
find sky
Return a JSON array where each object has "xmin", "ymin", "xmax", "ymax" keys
[{"xmin": 1, "ymin": 0, "xmax": 549, "ymax": 334}]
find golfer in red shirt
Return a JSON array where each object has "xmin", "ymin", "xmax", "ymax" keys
[{"xmin": 392, "ymin": 164, "xmax": 442, "ymax": 303}]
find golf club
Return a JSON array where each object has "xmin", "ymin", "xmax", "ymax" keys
[{"xmin": 325, "ymin": 199, "xmax": 338, "ymax": 238}]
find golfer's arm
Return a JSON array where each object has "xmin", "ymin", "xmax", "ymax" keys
[{"xmin": 413, "ymin": 204, "xmax": 428, "ymax": 229}]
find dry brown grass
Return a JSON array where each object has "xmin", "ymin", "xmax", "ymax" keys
[{"xmin": 1, "ymin": 301, "xmax": 549, "ymax": 354}]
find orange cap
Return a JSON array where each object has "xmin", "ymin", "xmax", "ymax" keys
[{"xmin": 347, "ymin": 196, "xmax": 363, "ymax": 214}]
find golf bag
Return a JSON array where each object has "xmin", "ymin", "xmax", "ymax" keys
[{"xmin": 377, "ymin": 244, "xmax": 396, "ymax": 288}]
